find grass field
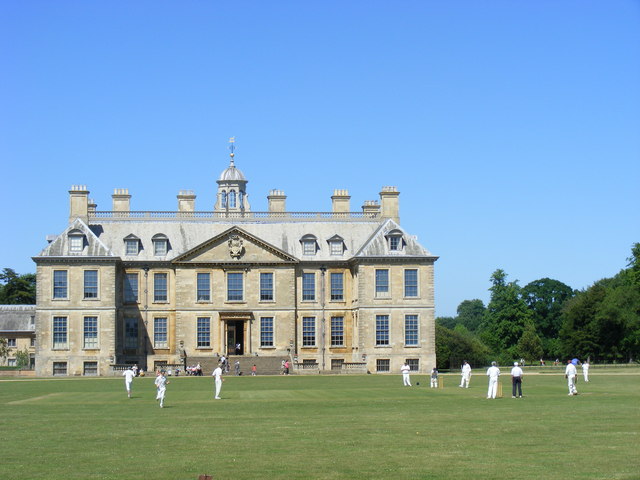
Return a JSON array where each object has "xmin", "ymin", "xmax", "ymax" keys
[{"xmin": 1, "ymin": 370, "xmax": 639, "ymax": 480}]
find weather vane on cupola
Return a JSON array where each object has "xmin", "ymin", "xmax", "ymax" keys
[{"xmin": 228, "ymin": 136, "xmax": 236, "ymax": 166}]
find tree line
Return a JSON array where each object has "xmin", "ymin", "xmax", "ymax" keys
[{"xmin": 436, "ymin": 243, "xmax": 640, "ymax": 368}]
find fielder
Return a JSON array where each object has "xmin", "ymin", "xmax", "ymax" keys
[
  {"xmin": 486, "ymin": 361, "xmax": 500, "ymax": 399},
  {"xmin": 565, "ymin": 360, "xmax": 578, "ymax": 395},
  {"xmin": 123, "ymin": 367, "xmax": 135, "ymax": 398},
  {"xmin": 155, "ymin": 370, "xmax": 169, "ymax": 408},
  {"xmin": 212, "ymin": 363, "xmax": 224, "ymax": 399},
  {"xmin": 401, "ymin": 362, "xmax": 412, "ymax": 386},
  {"xmin": 582, "ymin": 361, "xmax": 589, "ymax": 382},
  {"xmin": 459, "ymin": 361, "xmax": 472, "ymax": 388},
  {"xmin": 430, "ymin": 367, "xmax": 438, "ymax": 388}
]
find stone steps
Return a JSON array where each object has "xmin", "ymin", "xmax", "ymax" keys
[{"xmin": 186, "ymin": 355, "xmax": 291, "ymax": 376}]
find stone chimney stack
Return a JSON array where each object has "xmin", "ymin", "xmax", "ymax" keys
[
  {"xmin": 379, "ymin": 186, "xmax": 400, "ymax": 223},
  {"xmin": 177, "ymin": 190, "xmax": 196, "ymax": 212},
  {"xmin": 361, "ymin": 200, "xmax": 381, "ymax": 217},
  {"xmin": 68, "ymin": 185, "xmax": 90, "ymax": 224},
  {"xmin": 267, "ymin": 189, "xmax": 287, "ymax": 213},
  {"xmin": 331, "ymin": 189, "xmax": 351, "ymax": 213},
  {"xmin": 112, "ymin": 189, "xmax": 131, "ymax": 212}
]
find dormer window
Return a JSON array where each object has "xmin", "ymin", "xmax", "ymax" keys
[
  {"xmin": 68, "ymin": 229, "xmax": 85, "ymax": 253},
  {"xmin": 385, "ymin": 229, "xmax": 404, "ymax": 252},
  {"xmin": 124, "ymin": 234, "xmax": 140, "ymax": 256},
  {"xmin": 301, "ymin": 234, "xmax": 318, "ymax": 256},
  {"xmin": 327, "ymin": 235, "xmax": 345, "ymax": 256},
  {"xmin": 152, "ymin": 234, "xmax": 169, "ymax": 256}
]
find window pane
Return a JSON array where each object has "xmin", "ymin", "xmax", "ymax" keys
[
  {"xmin": 124, "ymin": 273, "xmax": 138, "ymax": 303},
  {"xmin": 53, "ymin": 362, "xmax": 68, "ymax": 376},
  {"xmin": 302, "ymin": 273, "xmax": 315, "ymax": 301},
  {"xmin": 154, "ymin": 317, "xmax": 168, "ymax": 348},
  {"xmin": 125, "ymin": 317, "xmax": 138, "ymax": 349},
  {"xmin": 69, "ymin": 235, "xmax": 83, "ymax": 252},
  {"xmin": 260, "ymin": 273, "xmax": 274, "ymax": 301},
  {"xmin": 53, "ymin": 271, "xmax": 67, "ymax": 299},
  {"xmin": 125, "ymin": 239, "xmax": 139, "ymax": 255},
  {"xmin": 331, "ymin": 316, "xmax": 344, "ymax": 346},
  {"xmin": 154, "ymin": 240, "xmax": 167, "ymax": 256},
  {"xmin": 405, "ymin": 315, "xmax": 418, "ymax": 346},
  {"xmin": 404, "ymin": 269, "xmax": 418, "ymax": 297},
  {"xmin": 330, "ymin": 272, "xmax": 344, "ymax": 301},
  {"xmin": 197, "ymin": 317, "xmax": 210, "ymax": 347},
  {"xmin": 84, "ymin": 270, "xmax": 98, "ymax": 299},
  {"xmin": 302, "ymin": 317, "xmax": 315, "ymax": 346},
  {"xmin": 53, "ymin": 316, "xmax": 67, "ymax": 348},
  {"xmin": 260, "ymin": 317, "xmax": 274, "ymax": 347},
  {"xmin": 375, "ymin": 269, "xmax": 389, "ymax": 295},
  {"xmin": 229, "ymin": 190, "xmax": 236, "ymax": 208},
  {"xmin": 330, "ymin": 241, "xmax": 342, "ymax": 255},
  {"xmin": 84, "ymin": 316, "xmax": 98, "ymax": 349},
  {"xmin": 389, "ymin": 236, "xmax": 400, "ymax": 251},
  {"xmin": 83, "ymin": 362, "xmax": 98, "ymax": 376},
  {"xmin": 154, "ymin": 273, "xmax": 168, "ymax": 302},
  {"xmin": 376, "ymin": 359, "xmax": 390, "ymax": 372},
  {"xmin": 197, "ymin": 273, "xmax": 211, "ymax": 301},
  {"xmin": 376, "ymin": 315, "xmax": 389, "ymax": 346},
  {"xmin": 303, "ymin": 240, "xmax": 315, "ymax": 255},
  {"xmin": 227, "ymin": 273, "xmax": 243, "ymax": 301},
  {"xmin": 407, "ymin": 359, "xmax": 419, "ymax": 371}
]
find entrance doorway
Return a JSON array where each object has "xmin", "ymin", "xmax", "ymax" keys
[{"xmin": 226, "ymin": 320, "xmax": 245, "ymax": 355}]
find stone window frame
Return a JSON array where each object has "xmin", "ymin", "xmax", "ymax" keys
[
  {"xmin": 52, "ymin": 269, "xmax": 68, "ymax": 300},
  {"xmin": 153, "ymin": 272, "xmax": 169, "ymax": 303},
  {"xmin": 259, "ymin": 271, "xmax": 275, "ymax": 302},
  {"xmin": 83, "ymin": 315, "xmax": 99, "ymax": 349},
  {"xmin": 196, "ymin": 317, "xmax": 211, "ymax": 348},
  {"xmin": 404, "ymin": 314, "xmax": 419, "ymax": 347},
  {"xmin": 302, "ymin": 272, "xmax": 316, "ymax": 302},
  {"xmin": 375, "ymin": 268, "xmax": 390, "ymax": 298},
  {"xmin": 124, "ymin": 272, "xmax": 139, "ymax": 303},
  {"xmin": 302, "ymin": 316, "xmax": 316, "ymax": 347},
  {"xmin": 260, "ymin": 317, "xmax": 274, "ymax": 348},
  {"xmin": 196, "ymin": 271, "xmax": 211, "ymax": 303},
  {"xmin": 330, "ymin": 272, "xmax": 344, "ymax": 301},
  {"xmin": 153, "ymin": 316, "xmax": 168, "ymax": 349},
  {"xmin": 403, "ymin": 268, "xmax": 419, "ymax": 298},
  {"xmin": 83, "ymin": 269, "xmax": 99, "ymax": 300},
  {"xmin": 226, "ymin": 271, "xmax": 245, "ymax": 302}
]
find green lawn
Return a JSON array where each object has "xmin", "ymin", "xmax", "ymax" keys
[{"xmin": 1, "ymin": 371, "xmax": 638, "ymax": 480}]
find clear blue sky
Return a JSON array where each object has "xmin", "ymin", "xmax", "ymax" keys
[{"xmin": 1, "ymin": 1, "xmax": 638, "ymax": 317}]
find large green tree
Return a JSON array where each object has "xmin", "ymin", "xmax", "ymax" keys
[
  {"xmin": 435, "ymin": 324, "xmax": 490, "ymax": 370},
  {"xmin": 560, "ymin": 243, "xmax": 640, "ymax": 362},
  {"xmin": 0, "ymin": 268, "xmax": 36, "ymax": 304},
  {"xmin": 455, "ymin": 299, "xmax": 486, "ymax": 332},
  {"xmin": 479, "ymin": 269, "xmax": 535, "ymax": 364},
  {"xmin": 521, "ymin": 277, "xmax": 574, "ymax": 357}
]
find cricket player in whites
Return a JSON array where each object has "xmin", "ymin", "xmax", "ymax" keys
[
  {"xmin": 565, "ymin": 360, "xmax": 578, "ymax": 395},
  {"xmin": 486, "ymin": 361, "xmax": 500, "ymax": 399},
  {"xmin": 155, "ymin": 370, "xmax": 169, "ymax": 408},
  {"xmin": 401, "ymin": 361, "xmax": 412, "ymax": 386},
  {"xmin": 459, "ymin": 360, "xmax": 472, "ymax": 388},
  {"xmin": 212, "ymin": 363, "xmax": 224, "ymax": 399},
  {"xmin": 123, "ymin": 366, "xmax": 135, "ymax": 398}
]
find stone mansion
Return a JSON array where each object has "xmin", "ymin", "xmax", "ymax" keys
[{"xmin": 33, "ymin": 149, "xmax": 438, "ymax": 376}]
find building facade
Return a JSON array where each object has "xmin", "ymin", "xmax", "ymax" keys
[
  {"xmin": 33, "ymin": 151, "xmax": 438, "ymax": 376},
  {"xmin": 0, "ymin": 305, "xmax": 36, "ymax": 368}
]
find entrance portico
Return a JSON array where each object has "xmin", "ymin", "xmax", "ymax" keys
[{"xmin": 219, "ymin": 312, "xmax": 253, "ymax": 356}]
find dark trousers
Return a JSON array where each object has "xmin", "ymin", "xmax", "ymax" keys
[{"xmin": 512, "ymin": 377, "xmax": 522, "ymax": 397}]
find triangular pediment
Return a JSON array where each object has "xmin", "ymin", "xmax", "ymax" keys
[
  {"xmin": 173, "ymin": 226, "xmax": 298, "ymax": 265},
  {"xmin": 355, "ymin": 219, "xmax": 434, "ymax": 258},
  {"xmin": 35, "ymin": 218, "xmax": 114, "ymax": 258}
]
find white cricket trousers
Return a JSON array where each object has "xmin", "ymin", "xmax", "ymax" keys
[{"xmin": 487, "ymin": 378, "xmax": 498, "ymax": 398}]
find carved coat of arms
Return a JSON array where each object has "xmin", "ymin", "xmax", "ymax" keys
[{"xmin": 228, "ymin": 234, "xmax": 245, "ymax": 259}]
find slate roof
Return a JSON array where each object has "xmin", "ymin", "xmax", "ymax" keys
[
  {"xmin": 35, "ymin": 217, "xmax": 435, "ymax": 263},
  {"xmin": 0, "ymin": 305, "xmax": 36, "ymax": 333}
]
